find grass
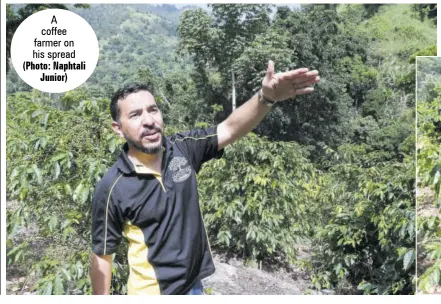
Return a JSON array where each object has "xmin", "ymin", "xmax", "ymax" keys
[{"xmin": 357, "ymin": 5, "xmax": 436, "ymax": 59}]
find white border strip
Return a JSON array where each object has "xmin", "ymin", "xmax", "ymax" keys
[{"xmin": 1, "ymin": 0, "xmax": 438, "ymax": 299}]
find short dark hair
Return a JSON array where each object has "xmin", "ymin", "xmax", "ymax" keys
[{"xmin": 110, "ymin": 82, "xmax": 155, "ymax": 121}]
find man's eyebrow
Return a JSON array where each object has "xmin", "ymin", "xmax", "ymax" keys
[{"xmin": 128, "ymin": 108, "xmax": 142, "ymax": 114}]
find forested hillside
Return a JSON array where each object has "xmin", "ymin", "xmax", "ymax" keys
[{"xmin": 6, "ymin": 3, "xmax": 437, "ymax": 295}]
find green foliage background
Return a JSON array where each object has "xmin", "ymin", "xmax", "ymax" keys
[
  {"xmin": 6, "ymin": 3, "xmax": 436, "ymax": 295},
  {"xmin": 416, "ymin": 57, "xmax": 441, "ymax": 293}
]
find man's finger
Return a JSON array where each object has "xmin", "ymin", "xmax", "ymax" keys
[
  {"xmin": 294, "ymin": 76, "xmax": 320, "ymax": 88},
  {"xmin": 292, "ymin": 70, "xmax": 319, "ymax": 83},
  {"xmin": 277, "ymin": 68, "xmax": 310, "ymax": 81},
  {"xmin": 295, "ymin": 87, "xmax": 315, "ymax": 95},
  {"xmin": 266, "ymin": 60, "xmax": 275, "ymax": 80},
  {"xmin": 279, "ymin": 72, "xmax": 319, "ymax": 86}
]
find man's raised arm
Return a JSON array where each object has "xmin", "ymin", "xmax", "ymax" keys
[{"xmin": 217, "ymin": 60, "xmax": 320, "ymax": 150}]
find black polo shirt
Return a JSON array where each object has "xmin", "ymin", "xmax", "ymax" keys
[{"xmin": 91, "ymin": 126, "xmax": 223, "ymax": 295}]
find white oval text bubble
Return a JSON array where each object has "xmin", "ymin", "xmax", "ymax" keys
[{"xmin": 11, "ymin": 9, "xmax": 99, "ymax": 93}]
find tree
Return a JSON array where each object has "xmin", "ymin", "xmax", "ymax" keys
[
  {"xmin": 179, "ymin": 5, "xmax": 371, "ymax": 151},
  {"xmin": 178, "ymin": 5, "xmax": 273, "ymax": 122},
  {"xmin": 413, "ymin": 4, "xmax": 437, "ymax": 24}
]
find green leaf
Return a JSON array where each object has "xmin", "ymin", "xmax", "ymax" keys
[
  {"xmin": 76, "ymin": 261, "xmax": 84, "ymax": 278},
  {"xmin": 53, "ymin": 275, "xmax": 64, "ymax": 295},
  {"xmin": 31, "ymin": 109, "xmax": 44, "ymax": 118},
  {"xmin": 54, "ymin": 162, "xmax": 61, "ymax": 179},
  {"xmin": 43, "ymin": 113, "xmax": 50, "ymax": 126},
  {"xmin": 428, "ymin": 216, "xmax": 437, "ymax": 229},
  {"xmin": 64, "ymin": 184, "xmax": 72, "ymax": 195},
  {"xmin": 19, "ymin": 188, "xmax": 28, "ymax": 200},
  {"xmin": 51, "ymin": 153, "xmax": 66, "ymax": 162},
  {"xmin": 419, "ymin": 276, "xmax": 430, "ymax": 293},
  {"xmin": 32, "ymin": 164, "xmax": 42, "ymax": 184},
  {"xmin": 109, "ymin": 138, "xmax": 116, "ymax": 153},
  {"xmin": 61, "ymin": 268, "xmax": 71, "ymax": 281},
  {"xmin": 403, "ymin": 249, "xmax": 414, "ymax": 271},
  {"xmin": 80, "ymin": 186, "xmax": 90, "ymax": 204},
  {"xmin": 429, "ymin": 244, "xmax": 441, "ymax": 259},
  {"xmin": 40, "ymin": 137, "xmax": 47, "ymax": 148},
  {"xmin": 48, "ymin": 216, "xmax": 58, "ymax": 232},
  {"xmin": 43, "ymin": 282, "xmax": 53, "ymax": 295},
  {"xmin": 430, "ymin": 268, "xmax": 441, "ymax": 285},
  {"xmin": 73, "ymin": 183, "xmax": 89, "ymax": 203}
]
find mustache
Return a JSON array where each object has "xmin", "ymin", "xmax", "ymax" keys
[{"xmin": 140, "ymin": 126, "xmax": 162, "ymax": 138}]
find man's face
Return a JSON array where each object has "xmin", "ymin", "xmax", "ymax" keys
[{"xmin": 112, "ymin": 90, "xmax": 164, "ymax": 154}]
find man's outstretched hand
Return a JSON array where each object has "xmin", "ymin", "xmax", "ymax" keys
[{"xmin": 261, "ymin": 60, "xmax": 320, "ymax": 102}]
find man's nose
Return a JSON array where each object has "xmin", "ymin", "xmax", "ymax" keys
[{"xmin": 141, "ymin": 113, "xmax": 155, "ymax": 126}]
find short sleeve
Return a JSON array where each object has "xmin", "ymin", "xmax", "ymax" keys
[
  {"xmin": 172, "ymin": 126, "xmax": 224, "ymax": 173},
  {"xmin": 91, "ymin": 177, "xmax": 124, "ymax": 255}
]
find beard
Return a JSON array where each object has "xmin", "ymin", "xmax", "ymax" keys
[{"xmin": 124, "ymin": 127, "xmax": 163, "ymax": 155}]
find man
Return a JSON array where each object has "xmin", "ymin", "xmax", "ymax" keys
[{"xmin": 90, "ymin": 60, "xmax": 320, "ymax": 295}]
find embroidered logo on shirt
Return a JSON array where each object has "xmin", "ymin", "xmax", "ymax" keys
[{"xmin": 168, "ymin": 157, "xmax": 191, "ymax": 183}]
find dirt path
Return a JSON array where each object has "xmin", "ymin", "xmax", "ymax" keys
[{"xmin": 202, "ymin": 254, "xmax": 313, "ymax": 295}]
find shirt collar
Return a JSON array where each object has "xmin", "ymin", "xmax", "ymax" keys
[{"xmin": 116, "ymin": 135, "xmax": 172, "ymax": 175}]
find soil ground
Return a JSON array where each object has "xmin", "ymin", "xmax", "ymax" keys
[{"xmin": 202, "ymin": 249, "xmax": 317, "ymax": 295}]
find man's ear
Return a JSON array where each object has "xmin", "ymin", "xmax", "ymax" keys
[{"xmin": 111, "ymin": 121, "xmax": 125, "ymax": 139}]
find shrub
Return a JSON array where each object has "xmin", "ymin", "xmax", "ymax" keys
[{"xmin": 198, "ymin": 133, "xmax": 317, "ymax": 264}]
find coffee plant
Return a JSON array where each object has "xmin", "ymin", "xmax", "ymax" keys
[
  {"xmin": 198, "ymin": 133, "xmax": 318, "ymax": 264},
  {"xmin": 310, "ymin": 144, "xmax": 415, "ymax": 294},
  {"xmin": 417, "ymin": 83, "xmax": 441, "ymax": 293},
  {"xmin": 6, "ymin": 91, "xmax": 125, "ymax": 294}
]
